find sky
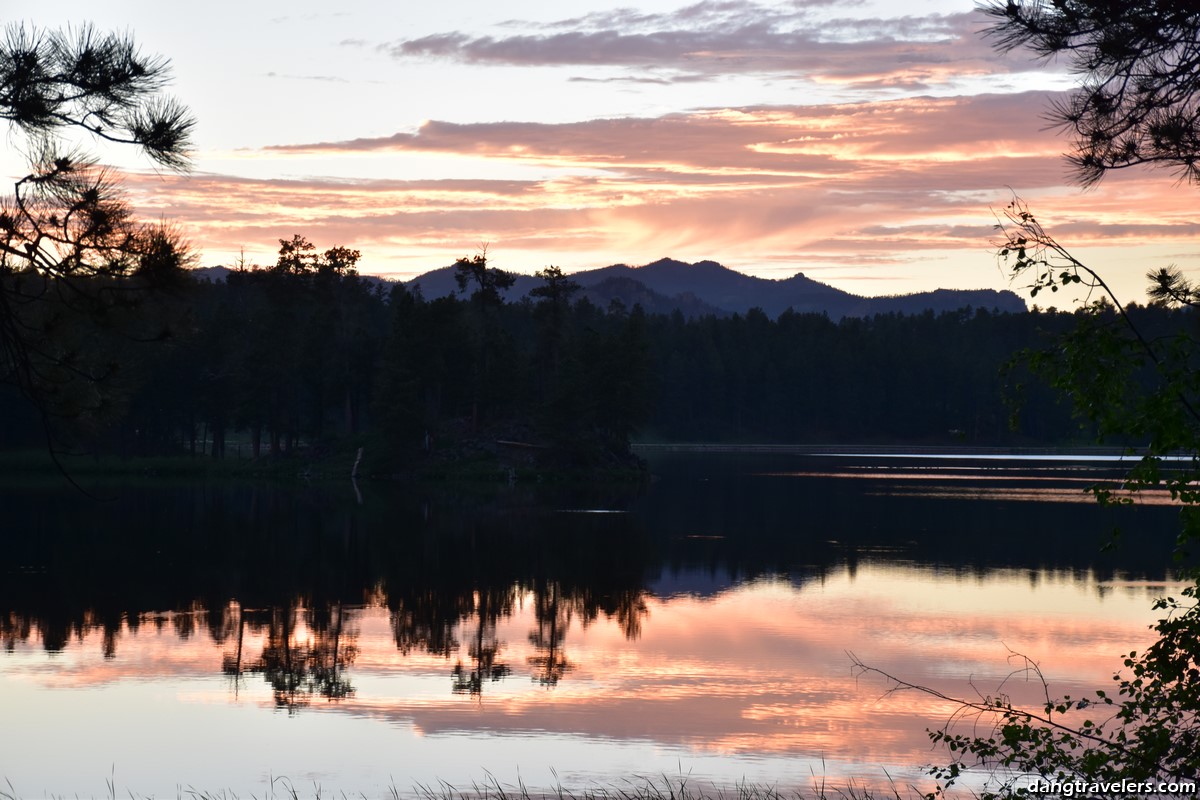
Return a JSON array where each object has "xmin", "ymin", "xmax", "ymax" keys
[{"xmin": 12, "ymin": 0, "xmax": 1200, "ymax": 302}]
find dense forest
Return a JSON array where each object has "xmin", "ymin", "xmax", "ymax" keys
[{"xmin": 1, "ymin": 235, "xmax": 1190, "ymax": 469}]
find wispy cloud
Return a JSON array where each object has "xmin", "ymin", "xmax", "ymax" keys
[
  {"xmin": 132, "ymin": 87, "xmax": 1200, "ymax": 294},
  {"xmin": 567, "ymin": 74, "xmax": 712, "ymax": 85},
  {"xmin": 379, "ymin": 2, "xmax": 1027, "ymax": 88},
  {"xmin": 267, "ymin": 92, "xmax": 1065, "ymax": 185},
  {"xmin": 265, "ymin": 71, "xmax": 351, "ymax": 83}
]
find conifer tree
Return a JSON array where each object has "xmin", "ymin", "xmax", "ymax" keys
[{"xmin": 0, "ymin": 23, "xmax": 195, "ymax": 429}]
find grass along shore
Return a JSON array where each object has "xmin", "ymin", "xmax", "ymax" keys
[{"xmin": 0, "ymin": 775, "xmax": 922, "ymax": 800}]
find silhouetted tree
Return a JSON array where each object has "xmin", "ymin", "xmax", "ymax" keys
[
  {"xmin": 273, "ymin": 235, "xmax": 319, "ymax": 276},
  {"xmin": 530, "ymin": 266, "xmax": 582, "ymax": 439},
  {"xmin": 983, "ymin": 1, "xmax": 1200, "ymax": 185},
  {"xmin": 531, "ymin": 266, "xmax": 580, "ymax": 368},
  {"xmin": 453, "ymin": 251, "xmax": 516, "ymax": 307},
  {"xmin": 452, "ymin": 252, "xmax": 519, "ymax": 430},
  {"xmin": 0, "ymin": 24, "xmax": 195, "ymax": 435}
]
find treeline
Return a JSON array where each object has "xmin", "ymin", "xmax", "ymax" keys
[
  {"xmin": 0, "ymin": 238, "xmax": 652, "ymax": 467},
  {"xmin": 1, "ymin": 236, "xmax": 1192, "ymax": 463},
  {"xmin": 645, "ymin": 306, "xmax": 1073, "ymax": 443}
]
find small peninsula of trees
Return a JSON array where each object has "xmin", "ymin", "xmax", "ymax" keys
[{"xmin": 0, "ymin": 238, "xmax": 667, "ymax": 469}]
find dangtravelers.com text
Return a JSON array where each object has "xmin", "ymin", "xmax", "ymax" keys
[{"xmin": 1029, "ymin": 779, "xmax": 1198, "ymax": 797}]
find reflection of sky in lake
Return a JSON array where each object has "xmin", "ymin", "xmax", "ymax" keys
[
  {"xmin": 0, "ymin": 565, "xmax": 1169, "ymax": 797},
  {"xmin": 758, "ymin": 469, "xmax": 1180, "ymax": 505}
]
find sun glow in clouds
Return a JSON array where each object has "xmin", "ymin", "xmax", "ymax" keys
[{"xmin": 18, "ymin": 0, "xmax": 1200, "ymax": 301}]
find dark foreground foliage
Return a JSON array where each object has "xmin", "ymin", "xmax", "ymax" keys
[
  {"xmin": 845, "ymin": 0, "xmax": 1200, "ymax": 792},
  {"xmin": 0, "ymin": 23, "xmax": 195, "ymax": 448},
  {"xmin": 851, "ymin": 204, "xmax": 1200, "ymax": 799}
]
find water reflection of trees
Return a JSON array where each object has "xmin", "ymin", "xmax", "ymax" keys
[
  {"xmin": 390, "ymin": 589, "xmax": 466, "ymax": 658},
  {"xmin": 452, "ymin": 588, "xmax": 513, "ymax": 696},
  {"xmin": 221, "ymin": 602, "xmax": 357, "ymax": 712},
  {"xmin": 382, "ymin": 580, "xmax": 650, "ymax": 696},
  {"xmin": 0, "ymin": 580, "xmax": 651, "ymax": 706},
  {"xmin": 527, "ymin": 580, "xmax": 574, "ymax": 687},
  {"xmin": 2, "ymin": 471, "xmax": 1184, "ymax": 709},
  {"xmin": 2, "ymin": 613, "xmax": 30, "ymax": 653}
]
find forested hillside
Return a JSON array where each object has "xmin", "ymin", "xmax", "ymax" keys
[
  {"xmin": 408, "ymin": 257, "xmax": 1027, "ymax": 320},
  {"xmin": 1, "ymin": 238, "xmax": 1183, "ymax": 469}
]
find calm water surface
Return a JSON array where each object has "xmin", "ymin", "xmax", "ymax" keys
[{"xmin": 0, "ymin": 454, "xmax": 1185, "ymax": 796}]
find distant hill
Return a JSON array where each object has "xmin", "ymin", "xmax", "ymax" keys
[
  {"xmin": 404, "ymin": 266, "xmax": 729, "ymax": 317},
  {"xmin": 407, "ymin": 257, "xmax": 1026, "ymax": 319},
  {"xmin": 190, "ymin": 259, "xmax": 1026, "ymax": 319}
]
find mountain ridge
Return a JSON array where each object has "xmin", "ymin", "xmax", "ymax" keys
[
  {"xmin": 190, "ymin": 258, "xmax": 1027, "ymax": 319},
  {"xmin": 406, "ymin": 257, "xmax": 1027, "ymax": 319}
]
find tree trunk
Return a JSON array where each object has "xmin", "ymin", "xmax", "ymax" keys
[{"xmin": 212, "ymin": 421, "xmax": 225, "ymax": 460}]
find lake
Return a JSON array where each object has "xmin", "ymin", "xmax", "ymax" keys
[{"xmin": 0, "ymin": 453, "xmax": 1186, "ymax": 797}]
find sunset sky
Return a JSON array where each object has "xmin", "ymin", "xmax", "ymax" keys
[{"xmin": 16, "ymin": 0, "xmax": 1200, "ymax": 302}]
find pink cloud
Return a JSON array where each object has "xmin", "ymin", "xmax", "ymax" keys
[
  {"xmin": 380, "ymin": 4, "xmax": 1030, "ymax": 89},
  {"xmin": 115, "ymin": 92, "xmax": 1200, "ymax": 294}
]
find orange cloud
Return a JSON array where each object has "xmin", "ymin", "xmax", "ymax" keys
[{"xmin": 115, "ymin": 91, "xmax": 1200, "ymax": 299}]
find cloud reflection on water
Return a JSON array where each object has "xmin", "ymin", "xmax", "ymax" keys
[
  {"xmin": 0, "ymin": 565, "xmax": 1166, "ymax": 793},
  {"xmin": 758, "ymin": 469, "xmax": 1179, "ymax": 505}
]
